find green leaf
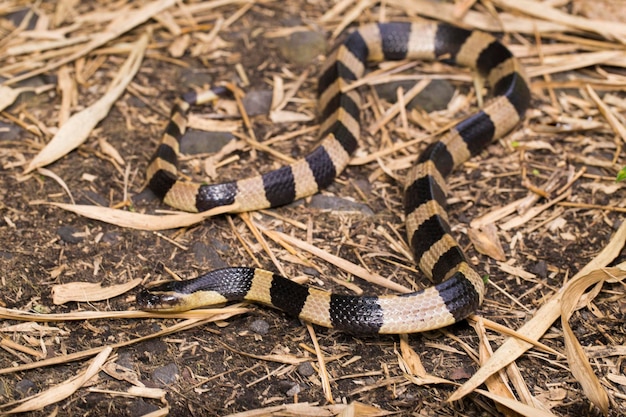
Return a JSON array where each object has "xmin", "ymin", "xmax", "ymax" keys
[{"xmin": 617, "ymin": 166, "xmax": 626, "ymax": 182}]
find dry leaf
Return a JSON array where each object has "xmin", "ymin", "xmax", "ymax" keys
[
  {"xmin": 473, "ymin": 319, "xmax": 526, "ymax": 415},
  {"xmin": 398, "ymin": 334, "xmax": 427, "ymax": 376},
  {"xmin": 221, "ymin": 401, "xmax": 384, "ymax": 417},
  {"xmin": 52, "ymin": 278, "xmax": 142, "ymax": 305},
  {"xmin": 492, "ymin": 0, "xmax": 626, "ymax": 41},
  {"xmin": 134, "ymin": 407, "xmax": 169, "ymax": 417},
  {"xmin": 559, "ymin": 269, "xmax": 621, "ymax": 414},
  {"xmin": 6, "ymin": 0, "xmax": 177, "ymax": 85},
  {"xmin": 473, "ymin": 388, "xmax": 558, "ymax": 417},
  {"xmin": 36, "ymin": 168, "xmax": 75, "ymax": 204},
  {"xmin": 25, "ymin": 33, "xmax": 148, "ymax": 173},
  {"xmin": 6, "ymin": 347, "xmax": 111, "ymax": 413},
  {"xmin": 450, "ymin": 221, "xmax": 626, "ymax": 403},
  {"xmin": 468, "ymin": 223, "xmax": 506, "ymax": 261},
  {"xmin": 0, "ymin": 86, "xmax": 21, "ymax": 112},
  {"xmin": 42, "ymin": 202, "xmax": 238, "ymax": 230},
  {"xmin": 398, "ymin": 334, "xmax": 450, "ymax": 385},
  {"xmin": 98, "ymin": 137, "xmax": 125, "ymax": 165},
  {"xmin": 102, "ymin": 362, "xmax": 144, "ymax": 387}
]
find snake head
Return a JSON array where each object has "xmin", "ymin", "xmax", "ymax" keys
[{"xmin": 136, "ymin": 287, "xmax": 181, "ymax": 311}]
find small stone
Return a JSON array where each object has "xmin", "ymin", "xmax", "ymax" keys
[
  {"xmin": 409, "ymin": 79, "xmax": 456, "ymax": 112},
  {"xmin": 152, "ymin": 363, "xmax": 179, "ymax": 386},
  {"xmin": 0, "ymin": 121, "xmax": 22, "ymax": 141},
  {"xmin": 301, "ymin": 267, "xmax": 320, "ymax": 278},
  {"xmin": 78, "ymin": 190, "xmax": 109, "ymax": 207},
  {"xmin": 249, "ymin": 319, "xmax": 270, "ymax": 335},
  {"xmin": 242, "ymin": 90, "xmax": 273, "ymax": 116},
  {"xmin": 5, "ymin": 8, "xmax": 38, "ymax": 30},
  {"xmin": 57, "ymin": 226, "xmax": 83, "ymax": 244},
  {"xmin": 531, "ymin": 260, "xmax": 548, "ymax": 279},
  {"xmin": 180, "ymin": 130, "xmax": 234, "ymax": 154},
  {"xmin": 100, "ymin": 232, "xmax": 121, "ymax": 245},
  {"xmin": 297, "ymin": 362, "xmax": 315, "ymax": 377},
  {"xmin": 191, "ymin": 242, "xmax": 228, "ymax": 268},
  {"xmin": 374, "ymin": 79, "xmax": 455, "ymax": 112},
  {"xmin": 210, "ymin": 237, "xmax": 230, "ymax": 252},
  {"xmin": 278, "ymin": 31, "xmax": 326, "ymax": 66},
  {"xmin": 128, "ymin": 398, "xmax": 159, "ymax": 417},
  {"xmin": 133, "ymin": 188, "xmax": 160, "ymax": 206},
  {"xmin": 137, "ymin": 339, "xmax": 169, "ymax": 361},
  {"xmin": 15, "ymin": 379, "xmax": 36, "ymax": 398},
  {"xmin": 285, "ymin": 383, "xmax": 301, "ymax": 396},
  {"xmin": 277, "ymin": 379, "xmax": 298, "ymax": 395},
  {"xmin": 116, "ymin": 352, "xmax": 135, "ymax": 371},
  {"xmin": 178, "ymin": 68, "xmax": 214, "ymax": 90}
]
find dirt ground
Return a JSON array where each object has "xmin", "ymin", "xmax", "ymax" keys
[{"xmin": 1, "ymin": 1, "xmax": 625, "ymax": 416}]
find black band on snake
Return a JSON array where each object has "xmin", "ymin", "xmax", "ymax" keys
[{"xmin": 137, "ymin": 22, "xmax": 530, "ymax": 334}]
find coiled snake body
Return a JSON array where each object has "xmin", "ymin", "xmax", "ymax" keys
[{"xmin": 137, "ymin": 22, "xmax": 530, "ymax": 334}]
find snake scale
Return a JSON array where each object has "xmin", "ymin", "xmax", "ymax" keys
[{"xmin": 136, "ymin": 21, "xmax": 530, "ymax": 334}]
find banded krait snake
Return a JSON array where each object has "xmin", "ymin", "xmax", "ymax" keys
[{"xmin": 137, "ymin": 22, "xmax": 530, "ymax": 334}]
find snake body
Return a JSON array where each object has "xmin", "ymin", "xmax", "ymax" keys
[{"xmin": 137, "ymin": 22, "xmax": 530, "ymax": 334}]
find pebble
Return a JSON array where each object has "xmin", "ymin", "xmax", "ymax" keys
[
  {"xmin": 15, "ymin": 379, "xmax": 36, "ymax": 398},
  {"xmin": 5, "ymin": 8, "xmax": 38, "ymax": 30},
  {"xmin": 151, "ymin": 363, "xmax": 179, "ymax": 386},
  {"xmin": 285, "ymin": 383, "xmax": 301, "ymax": 396},
  {"xmin": 242, "ymin": 90, "xmax": 273, "ymax": 116},
  {"xmin": 278, "ymin": 30, "xmax": 326, "ymax": 66},
  {"xmin": 374, "ymin": 79, "xmax": 455, "ymax": 112},
  {"xmin": 132, "ymin": 187, "xmax": 160, "ymax": 206},
  {"xmin": 297, "ymin": 362, "xmax": 315, "ymax": 377},
  {"xmin": 0, "ymin": 121, "xmax": 22, "ymax": 141},
  {"xmin": 301, "ymin": 267, "xmax": 320, "ymax": 278},
  {"xmin": 57, "ymin": 226, "xmax": 83, "ymax": 244},
  {"xmin": 211, "ymin": 238, "xmax": 230, "ymax": 253},
  {"xmin": 352, "ymin": 178, "xmax": 372, "ymax": 196},
  {"xmin": 180, "ymin": 130, "xmax": 234, "ymax": 155},
  {"xmin": 531, "ymin": 260, "xmax": 548, "ymax": 279},
  {"xmin": 277, "ymin": 379, "xmax": 299, "ymax": 395},
  {"xmin": 116, "ymin": 352, "xmax": 135, "ymax": 371},
  {"xmin": 178, "ymin": 68, "xmax": 214, "ymax": 90},
  {"xmin": 137, "ymin": 339, "xmax": 169, "ymax": 361},
  {"xmin": 128, "ymin": 399, "xmax": 160, "ymax": 417},
  {"xmin": 77, "ymin": 190, "xmax": 109, "ymax": 207},
  {"xmin": 191, "ymin": 241, "xmax": 228, "ymax": 268},
  {"xmin": 100, "ymin": 231, "xmax": 121, "ymax": 245},
  {"xmin": 249, "ymin": 319, "xmax": 270, "ymax": 335}
]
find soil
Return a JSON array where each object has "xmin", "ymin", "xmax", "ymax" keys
[{"xmin": 0, "ymin": 1, "xmax": 625, "ymax": 416}]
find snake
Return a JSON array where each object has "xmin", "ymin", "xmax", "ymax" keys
[{"xmin": 136, "ymin": 21, "xmax": 530, "ymax": 334}]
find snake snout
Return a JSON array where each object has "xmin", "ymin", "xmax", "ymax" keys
[{"xmin": 136, "ymin": 287, "xmax": 179, "ymax": 311}]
